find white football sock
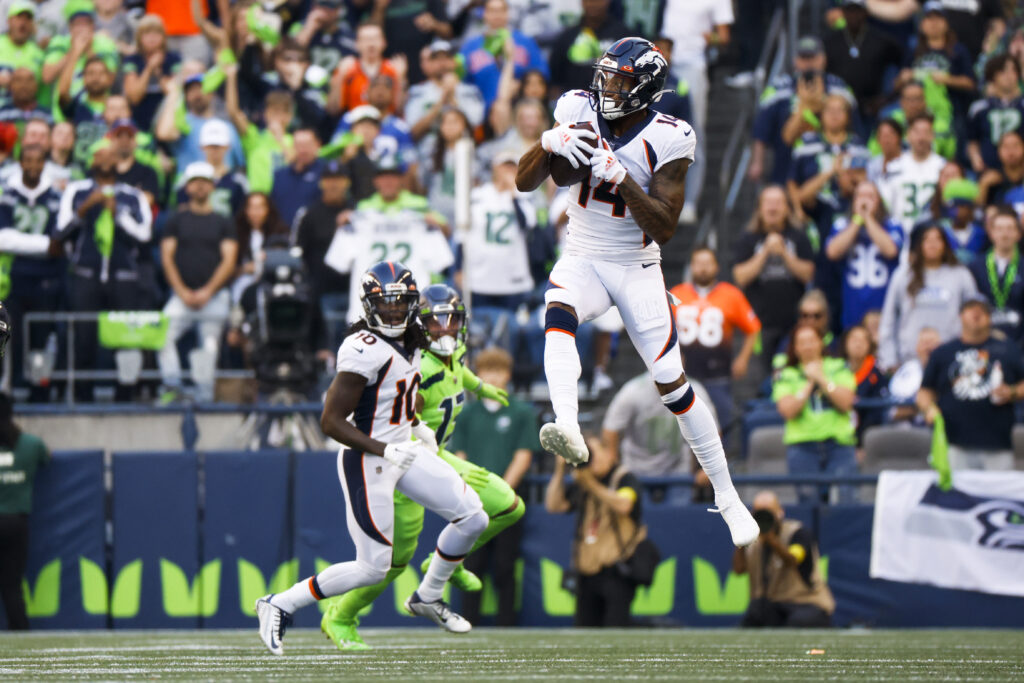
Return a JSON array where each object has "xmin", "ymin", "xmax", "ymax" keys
[
  {"xmin": 271, "ymin": 561, "xmax": 382, "ymax": 613},
  {"xmin": 662, "ymin": 383, "xmax": 736, "ymax": 499},
  {"xmin": 417, "ymin": 519, "xmax": 482, "ymax": 602},
  {"xmin": 544, "ymin": 329, "xmax": 581, "ymax": 426}
]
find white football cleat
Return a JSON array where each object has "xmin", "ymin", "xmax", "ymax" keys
[
  {"xmin": 539, "ymin": 422, "xmax": 589, "ymax": 466},
  {"xmin": 404, "ymin": 592, "xmax": 472, "ymax": 633},
  {"xmin": 255, "ymin": 595, "xmax": 292, "ymax": 655},
  {"xmin": 709, "ymin": 491, "xmax": 759, "ymax": 547}
]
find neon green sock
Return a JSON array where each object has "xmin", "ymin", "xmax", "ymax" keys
[
  {"xmin": 470, "ymin": 496, "xmax": 524, "ymax": 553},
  {"xmin": 330, "ymin": 565, "xmax": 405, "ymax": 624}
]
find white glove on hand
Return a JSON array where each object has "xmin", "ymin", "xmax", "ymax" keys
[
  {"xmin": 383, "ymin": 441, "xmax": 426, "ymax": 472},
  {"xmin": 411, "ymin": 421, "xmax": 438, "ymax": 453},
  {"xmin": 589, "ymin": 142, "xmax": 627, "ymax": 185},
  {"xmin": 541, "ymin": 126, "xmax": 597, "ymax": 169}
]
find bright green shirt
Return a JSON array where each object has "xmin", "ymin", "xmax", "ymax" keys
[
  {"xmin": 241, "ymin": 123, "xmax": 291, "ymax": 194},
  {"xmin": 42, "ymin": 34, "xmax": 119, "ymax": 105},
  {"xmin": 771, "ymin": 357, "xmax": 857, "ymax": 446},
  {"xmin": 0, "ymin": 36, "xmax": 44, "ymax": 77},
  {"xmin": 417, "ymin": 346, "xmax": 482, "ymax": 450},
  {"xmin": 357, "ymin": 190, "xmax": 448, "ymax": 227},
  {"xmin": 0, "ymin": 433, "xmax": 49, "ymax": 515}
]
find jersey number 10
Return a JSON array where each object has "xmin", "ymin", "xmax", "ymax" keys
[{"xmin": 389, "ymin": 375, "xmax": 421, "ymax": 425}]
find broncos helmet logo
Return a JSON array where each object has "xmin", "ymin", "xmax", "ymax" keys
[{"xmin": 634, "ymin": 50, "xmax": 666, "ymax": 76}]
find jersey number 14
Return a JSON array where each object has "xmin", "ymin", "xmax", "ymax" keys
[{"xmin": 577, "ymin": 181, "xmax": 627, "ymax": 217}]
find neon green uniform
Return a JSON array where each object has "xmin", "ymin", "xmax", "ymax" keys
[{"xmin": 326, "ymin": 346, "xmax": 525, "ymax": 627}]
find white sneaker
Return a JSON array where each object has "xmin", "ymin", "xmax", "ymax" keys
[
  {"xmin": 725, "ymin": 71, "xmax": 756, "ymax": 89},
  {"xmin": 709, "ymin": 491, "xmax": 759, "ymax": 547},
  {"xmin": 404, "ymin": 592, "xmax": 472, "ymax": 633},
  {"xmin": 539, "ymin": 422, "xmax": 590, "ymax": 466},
  {"xmin": 255, "ymin": 595, "xmax": 291, "ymax": 655}
]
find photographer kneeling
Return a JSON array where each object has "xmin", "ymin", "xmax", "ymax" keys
[
  {"xmin": 545, "ymin": 435, "xmax": 657, "ymax": 627},
  {"xmin": 733, "ymin": 490, "xmax": 834, "ymax": 628}
]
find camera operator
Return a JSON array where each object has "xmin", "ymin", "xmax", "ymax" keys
[
  {"xmin": 733, "ymin": 490, "xmax": 834, "ymax": 628},
  {"xmin": 545, "ymin": 434, "xmax": 658, "ymax": 627}
]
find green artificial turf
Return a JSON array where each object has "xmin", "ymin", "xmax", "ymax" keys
[{"xmin": 0, "ymin": 628, "xmax": 1021, "ymax": 681}]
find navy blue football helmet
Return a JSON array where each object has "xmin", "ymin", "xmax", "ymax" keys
[
  {"xmin": 359, "ymin": 261, "xmax": 420, "ymax": 338},
  {"xmin": 590, "ymin": 37, "xmax": 668, "ymax": 120},
  {"xmin": 418, "ymin": 284, "xmax": 466, "ymax": 356}
]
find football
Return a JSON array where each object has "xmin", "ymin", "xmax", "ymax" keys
[{"xmin": 549, "ymin": 121, "xmax": 597, "ymax": 187}]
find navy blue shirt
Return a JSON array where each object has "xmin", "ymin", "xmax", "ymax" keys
[
  {"xmin": 827, "ymin": 214, "xmax": 904, "ymax": 329},
  {"xmin": 175, "ymin": 171, "xmax": 248, "ymax": 220},
  {"xmin": 968, "ymin": 251, "xmax": 1024, "ymax": 342},
  {"xmin": 123, "ymin": 52, "xmax": 181, "ymax": 131},
  {"xmin": 651, "ymin": 74, "xmax": 693, "ymax": 127},
  {"xmin": 270, "ymin": 159, "xmax": 323, "ymax": 228},
  {"xmin": 753, "ymin": 72, "xmax": 857, "ymax": 184},
  {"xmin": 966, "ymin": 96, "xmax": 1024, "ymax": 171},
  {"xmin": 922, "ymin": 336, "xmax": 1024, "ymax": 450},
  {"xmin": 0, "ymin": 177, "xmax": 63, "ymax": 282}
]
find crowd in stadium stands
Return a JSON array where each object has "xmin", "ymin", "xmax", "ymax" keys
[{"xmin": 0, "ymin": 0, "xmax": 1022, "ymax": 469}]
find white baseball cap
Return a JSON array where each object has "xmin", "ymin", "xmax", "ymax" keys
[
  {"xmin": 344, "ymin": 104, "xmax": 382, "ymax": 126},
  {"xmin": 199, "ymin": 119, "xmax": 232, "ymax": 148},
  {"xmin": 182, "ymin": 161, "xmax": 216, "ymax": 184}
]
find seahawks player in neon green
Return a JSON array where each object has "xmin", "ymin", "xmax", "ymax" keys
[{"xmin": 321, "ymin": 285, "xmax": 526, "ymax": 651}]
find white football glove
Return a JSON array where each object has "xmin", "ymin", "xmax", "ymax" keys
[
  {"xmin": 411, "ymin": 421, "xmax": 438, "ymax": 453},
  {"xmin": 382, "ymin": 441, "xmax": 428, "ymax": 472},
  {"xmin": 589, "ymin": 141, "xmax": 627, "ymax": 185},
  {"xmin": 541, "ymin": 125, "xmax": 597, "ymax": 169}
]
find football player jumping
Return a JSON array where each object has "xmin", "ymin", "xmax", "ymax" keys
[{"xmin": 515, "ymin": 37, "xmax": 758, "ymax": 547}]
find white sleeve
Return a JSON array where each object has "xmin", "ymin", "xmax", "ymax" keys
[
  {"xmin": 116, "ymin": 191, "xmax": 152, "ymax": 243},
  {"xmin": 552, "ymin": 89, "xmax": 591, "ymax": 126},
  {"xmin": 0, "ymin": 229, "xmax": 50, "ymax": 256},
  {"xmin": 324, "ymin": 225, "xmax": 357, "ymax": 274},
  {"xmin": 335, "ymin": 333, "xmax": 385, "ymax": 380},
  {"xmin": 56, "ymin": 182, "xmax": 85, "ymax": 235},
  {"xmin": 712, "ymin": 0, "xmax": 734, "ymax": 25},
  {"xmin": 655, "ymin": 121, "xmax": 697, "ymax": 172},
  {"xmin": 425, "ymin": 229, "xmax": 454, "ymax": 273}
]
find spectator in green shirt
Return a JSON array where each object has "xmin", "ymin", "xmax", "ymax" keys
[
  {"xmin": 0, "ymin": 392, "xmax": 49, "ymax": 630},
  {"xmin": 0, "ymin": 1, "xmax": 45, "ymax": 93},
  {"xmin": 451, "ymin": 347, "xmax": 536, "ymax": 625},
  {"xmin": 772, "ymin": 323, "xmax": 859, "ymax": 504}
]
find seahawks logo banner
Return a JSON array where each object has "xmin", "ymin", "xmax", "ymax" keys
[{"xmin": 870, "ymin": 471, "xmax": 1024, "ymax": 597}]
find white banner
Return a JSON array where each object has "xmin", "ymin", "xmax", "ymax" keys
[{"xmin": 870, "ymin": 470, "xmax": 1024, "ymax": 597}]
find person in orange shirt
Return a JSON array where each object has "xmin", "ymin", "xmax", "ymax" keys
[
  {"xmin": 330, "ymin": 23, "xmax": 402, "ymax": 116},
  {"xmin": 670, "ymin": 247, "xmax": 761, "ymax": 450}
]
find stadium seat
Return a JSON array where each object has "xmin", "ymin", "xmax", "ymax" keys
[
  {"xmin": 862, "ymin": 425, "xmax": 932, "ymax": 474},
  {"xmin": 746, "ymin": 425, "xmax": 788, "ymax": 474}
]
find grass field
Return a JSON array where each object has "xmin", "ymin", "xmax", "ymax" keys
[{"xmin": 1, "ymin": 628, "xmax": 1022, "ymax": 681}]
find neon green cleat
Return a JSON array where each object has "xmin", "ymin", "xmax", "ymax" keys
[
  {"xmin": 320, "ymin": 610, "xmax": 371, "ymax": 651},
  {"xmin": 420, "ymin": 553, "xmax": 483, "ymax": 592}
]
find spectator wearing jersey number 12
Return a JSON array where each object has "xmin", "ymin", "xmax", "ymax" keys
[{"xmin": 669, "ymin": 247, "xmax": 760, "ymax": 449}]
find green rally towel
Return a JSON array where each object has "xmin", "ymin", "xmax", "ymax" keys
[
  {"xmin": 98, "ymin": 311, "xmax": 169, "ymax": 350},
  {"xmin": 929, "ymin": 412, "xmax": 953, "ymax": 491},
  {"xmin": 94, "ymin": 204, "xmax": 114, "ymax": 258}
]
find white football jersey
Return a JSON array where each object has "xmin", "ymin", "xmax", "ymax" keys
[
  {"xmin": 324, "ymin": 209, "xmax": 455, "ymax": 322},
  {"xmin": 879, "ymin": 151, "xmax": 945, "ymax": 238},
  {"xmin": 463, "ymin": 183, "xmax": 535, "ymax": 296},
  {"xmin": 553, "ymin": 89, "xmax": 696, "ymax": 265},
  {"xmin": 335, "ymin": 328, "xmax": 422, "ymax": 446}
]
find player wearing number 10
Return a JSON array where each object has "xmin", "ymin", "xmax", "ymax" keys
[
  {"xmin": 515, "ymin": 37, "xmax": 758, "ymax": 547},
  {"xmin": 256, "ymin": 262, "xmax": 489, "ymax": 655}
]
